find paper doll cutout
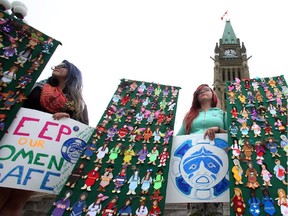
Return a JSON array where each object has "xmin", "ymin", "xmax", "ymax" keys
[
  {"xmin": 158, "ymin": 147, "xmax": 169, "ymax": 167},
  {"xmin": 94, "ymin": 142, "xmax": 109, "ymax": 164},
  {"xmin": 105, "ymin": 124, "xmax": 119, "ymax": 142},
  {"xmin": 135, "ymin": 197, "xmax": 148, "ymax": 216},
  {"xmin": 260, "ymin": 162, "xmax": 272, "ymax": 187},
  {"xmin": 52, "ymin": 190, "xmax": 72, "ymax": 216},
  {"xmin": 261, "ymin": 188, "xmax": 275, "ymax": 216},
  {"xmin": 136, "ymin": 145, "xmax": 149, "ymax": 164},
  {"xmin": 65, "ymin": 162, "xmax": 86, "ymax": 188},
  {"xmin": 81, "ymin": 164, "xmax": 101, "ymax": 191},
  {"xmin": 102, "ymin": 196, "xmax": 119, "ymax": 216},
  {"xmin": 254, "ymin": 140, "xmax": 266, "ymax": 164},
  {"xmin": 104, "ymin": 105, "xmax": 117, "ymax": 119},
  {"xmin": 152, "ymin": 127, "xmax": 164, "ymax": 144},
  {"xmin": 140, "ymin": 169, "xmax": 153, "ymax": 195},
  {"xmin": 93, "ymin": 120, "xmax": 108, "ymax": 140},
  {"xmin": 231, "ymin": 138, "xmax": 241, "ymax": 159},
  {"xmin": 112, "ymin": 166, "xmax": 127, "ymax": 193},
  {"xmin": 117, "ymin": 124, "xmax": 129, "ymax": 141},
  {"xmin": 15, "ymin": 72, "xmax": 32, "ymax": 89},
  {"xmin": 85, "ymin": 193, "xmax": 109, "ymax": 216},
  {"xmin": 266, "ymin": 137, "xmax": 281, "ymax": 158},
  {"xmin": 274, "ymin": 118, "xmax": 286, "ymax": 133},
  {"xmin": 276, "ymin": 188, "xmax": 288, "ymax": 215},
  {"xmin": 231, "ymin": 188, "xmax": 245, "ymax": 216},
  {"xmin": 122, "ymin": 144, "xmax": 135, "ymax": 166},
  {"xmin": 149, "ymin": 198, "xmax": 161, "ymax": 216},
  {"xmin": 107, "ymin": 142, "xmax": 122, "ymax": 164},
  {"xmin": 247, "ymin": 189, "xmax": 261, "ymax": 216},
  {"xmin": 162, "ymin": 127, "xmax": 173, "ymax": 146},
  {"xmin": 153, "ymin": 168, "xmax": 164, "ymax": 194},
  {"xmin": 242, "ymin": 139, "xmax": 253, "ymax": 161},
  {"xmin": 41, "ymin": 37, "xmax": 54, "ymax": 54},
  {"xmin": 0, "ymin": 90, "xmax": 26, "ymax": 110},
  {"xmin": 0, "ymin": 65, "xmax": 18, "ymax": 90},
  {"xmin": 127, "ymin": 167, "xmax": 140, "ymax": 195},
  {"xmin": 0, "ymin": 42, "xmax": 18, "ymax": 59},
  {"xmin": 280, "ymin": 134, "xmax": 288, "ymax": 156},
  {"xmin": 231, "ymin": 159, "xmax": 243, "ymax": 185},
  {"xmin": 251, "ymin": 121, "xmax": 261, "ymax": 138},
  {"xmin": 148, "ymin": 147, "xmax": 159, "ymax": 166},
  {"xmin": 245, "ymin": 162, "xmax": 259, "ymax": 189},
  {"xmin": 273, "ymin": 159, "xmax": 288, "ymax": 185},
  {"xmin": 68, "ymin": 192, "xmax": 88, "ymax": 216},
  {"xmin": 81, "ymin": 139, "xmax": 97, "ymax": 160},
  {"xmin": 117, "ymin": 197, "xmax": 134, "ymax": 216},
  {"xmin": 97, "ymin": 165, "xmax": 114, "ymax": 192}
]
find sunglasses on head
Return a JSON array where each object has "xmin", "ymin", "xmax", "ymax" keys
[{"xmin": 51, "ymin": 63, "xmax": 67, "ymax": 70}]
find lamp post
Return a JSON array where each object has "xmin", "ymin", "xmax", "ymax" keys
[{"xmin": 0, "ymin": 0, "xmax": 28, "ymax": 20}]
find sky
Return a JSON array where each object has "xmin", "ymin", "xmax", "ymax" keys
[{"xmin": 11, "ymin": 0, "xmax": 288, "ymax": 130}]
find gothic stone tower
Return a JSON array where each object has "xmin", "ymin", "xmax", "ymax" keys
[{"xmin": 213, "ymin": 20, "xmax": 250, "ymax": 110}]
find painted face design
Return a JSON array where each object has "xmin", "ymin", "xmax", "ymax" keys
[{"xmin": 182, "ymin": 147, "xmax": 223, "ymax": 188}]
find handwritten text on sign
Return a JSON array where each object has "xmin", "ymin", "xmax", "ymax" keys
[{"xmin": 0, "ymin": 108, "xmax": 94, "ymax": 194}]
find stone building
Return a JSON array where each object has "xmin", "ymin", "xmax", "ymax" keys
[{"xmin": 212, "ymin": 20, "xmax": 251, "ymax": 110}]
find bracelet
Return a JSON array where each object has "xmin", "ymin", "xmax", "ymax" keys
[{"xmin": 217, "ymin": 127, "xmax": 220, "ymax": 133}]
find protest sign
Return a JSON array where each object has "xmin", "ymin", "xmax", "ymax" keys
[{"xmin": 0, "ymin": 108, "xmax": 94, "ymax": 194}]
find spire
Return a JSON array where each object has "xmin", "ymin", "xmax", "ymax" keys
[{"xmin": 221, "ymin": 20, "xmax": 238, "ymax": 44}]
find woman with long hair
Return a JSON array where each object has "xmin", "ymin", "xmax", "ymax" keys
[
  {"xmin": 23, "ymin": 60, "xmax": 89, "ymax": 123},
  {"xmin": 177, "ymin": 84, "xmax": 227, "ymax": 215},
  {"xmin": 0, "ymin": 60, "xmax": 89, "ymax": 215}
]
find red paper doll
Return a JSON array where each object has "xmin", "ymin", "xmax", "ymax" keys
[
  {"xmin": 143, "ymin": 127, "xmax": 153, "ymax": 144},
  {"xmin": 81, "ymin": 164, "xmax": 101, "ymax": 191},
  {"xmin": 117, "ymin": 124, "xmax": 129, "ymax": 141},
  {"xmin": 231, "ymin": 188, "xmax": 245, "ymax": 216},
  {"xmin": 158, "ymin": 147, "xmax": 169, "ymax": 167}
]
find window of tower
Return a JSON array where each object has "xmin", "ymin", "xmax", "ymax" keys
[
  {"xmin": 228, "ymin": 68, "xmax": 231, "ymax": 80},
  {"xmin": 222, "ymin": 68, "xmax": 225, "ymax": 81},
  {"xmin": 237, "ymin": 68, "xmax": 241, "ymax": 79},
  {"xmin": 232, "ymin": 68, "xmax": 236, "ymax": 80}
]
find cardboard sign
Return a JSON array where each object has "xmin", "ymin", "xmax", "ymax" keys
[
  {"xmin": 166, "ymin": 134, "xmax": 229, "ymax": 203},
  {"xmin": 0, "ymin": 108, "xmax": 94, "ymax": 194}
]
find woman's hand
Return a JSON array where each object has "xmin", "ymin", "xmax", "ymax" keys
[
  {"xmin": 52, "ymin": 112, "xmax": 70, "ymax": 120},
  {"xmin": 204, "ymin": 127, "xmax": 219, "ymax": 140}
]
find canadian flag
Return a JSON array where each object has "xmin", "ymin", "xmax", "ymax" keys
[{"xmin": 221, "ymin": 10, "xmax": 228, "ymax": 20}]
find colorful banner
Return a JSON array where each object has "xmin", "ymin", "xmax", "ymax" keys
[
  {"xmin": 226, "ymin": 75, "xmax": 287, "ymax": 216},
  {"xmin": 0, "ymin": 10, "xmax": 61, "ymax": 141},
  {"xmin": 0, "ymin": 108, "xmax": 94, "ymax": 194},
  {"xmin": 166, "ymin": 134, "xmax": 229, "ymax": 203},
  {"xmin": 49, "ymin": 79, "xmax": 181, "ymax": 216}
]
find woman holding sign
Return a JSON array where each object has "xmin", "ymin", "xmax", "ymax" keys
[
  {"xmin": 177, "ymin": 84, "xmax": 227, "ymax": 216},
  {"xmin": 0, "ymin": 60, "xmax": 89, "ymax": 215}
]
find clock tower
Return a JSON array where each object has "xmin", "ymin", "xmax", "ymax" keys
[{"xmin": 213, "ymin": 20, "xmax": 250, "ymax": 109}]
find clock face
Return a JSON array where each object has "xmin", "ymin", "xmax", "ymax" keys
[{"xmin": 224, "ymin": 49, "xmax": 237, "ymax": 57}]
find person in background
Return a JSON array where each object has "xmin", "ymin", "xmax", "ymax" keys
[
  {"xmin": 0, "ymin": 60, "xmax": 89, "ymax": 216},
  {"xmin": 177, "ymin": 84, "xmax": 227, "ymax": 216}
]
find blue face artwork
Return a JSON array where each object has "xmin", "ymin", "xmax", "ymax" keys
[
  {"xmin": 61, "ymin": 138, "xmax": 87, "ymax": 164},
  {"xmin": 170, "ymin": 137, "xmax": 229, "ymax": 200},
  {"xmin": 183, "ymin": 147, "xmax": 222, "ymax": 183}
]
